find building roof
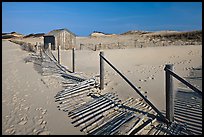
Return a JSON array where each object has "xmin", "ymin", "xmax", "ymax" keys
[{"xmin": 44, "ymin": 28, "xmax": 76, "ymax": 37}]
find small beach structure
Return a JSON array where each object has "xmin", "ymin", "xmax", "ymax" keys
[{"xmin": 43, "ymin": 28, "xmax": 76, "ymax": 50}]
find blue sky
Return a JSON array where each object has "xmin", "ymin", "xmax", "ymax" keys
[{"xmin": 2, "ymin": 2, "xmax": 202, "ymax": 36}]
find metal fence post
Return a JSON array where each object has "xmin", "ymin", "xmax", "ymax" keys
[
  {"xmin": 72, "ymin": 48, "xmax": 75, "ymax": 73},
  {"xmin": 100, "ymin": 51, "xmax": 104, "ymax": 90},
  {"xmin": 165, "ymin": 64, "xmax": 174, "ymax": 123},
  {"xmin": 58, "ymin": 45, "xmax": 60, "ymax": 64}
]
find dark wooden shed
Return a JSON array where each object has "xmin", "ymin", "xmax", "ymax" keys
[{"xmin": 43, "ymin": 28, "xmax": 76, "ymax": 50}]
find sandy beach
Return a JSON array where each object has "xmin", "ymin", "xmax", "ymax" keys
[
  {"xmin": 2, "ymin": 40, "xmax": 202, "ymax": 135},
  {"xmin": 2, "ymin": 40, "xmax": 84, "ymax": 135}
]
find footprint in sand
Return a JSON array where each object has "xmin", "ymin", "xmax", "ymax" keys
[
  {"xmin": 33, "ymin": 127, "xmax": 49, "ymax": 135},
  {"xmin": 33, "ymin": 128, "xmax": 38, "ymax": 133},
  {"xmin": 5, "ymin": 128, "xmax": 15, "ymax": 135},
  {"xmin": 42, "ymin": 120, "xmax": 47, "ymax": 125},
  {"xmin": 12, "ymin": 96, "xmax": 18, "ymax": 103},
  {"xmin": 42, "ymin": 109, "xmax": 47, "ymax": 115},
  {"xmin": 24, "ymin": 106, "xmax": 30, "ymax": 111},
  {"xmin": 37, "ymin": 131, "xmax": 50, "ymax": 135},
  {"xmin": 37, "ymin": 119, "xmax": 43, "ymax": 125},
  {"xmin": 35, "ymin": 107, "xmax": 43, "ymax": 111},
  {"xmin": 127, "ymin": 70, "xmax": 132, "ymax": 73},
  {"xmin": 139, "ymin": 79, "xmax": 147, "ymax": 82},
  {"xmin": 147, "ymin": 77, "xmax": 155, "ymax": 80},
  {"xmin": 5, "ymin": 115, "xmax": 10, "ymax": 119},
  {"xmin": 18, "ymin": 116, "xmax": 28, "ymax": 125}
]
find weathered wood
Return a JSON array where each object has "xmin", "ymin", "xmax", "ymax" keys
[
  {"xmin": 72, "ymin": 48, "xmax": 75, "ymax": 72},
  {"xmin": 165, "ymin": 64, "xmax": 174, "ymax": 123},
  {"xmin": 108, "ymin": 112, "xmax": 135, "ymax": 135},
  {"xmin": 61, "ymin": 73, "xmax": 85, "ymax": 82},
  {"xmin": 100, "ymin": 51, "xmax": 104, "ymax": 90},
  {"xmin": 71, "ymin": 97, "xmax": 118, "ymax": 119},
  {"xmin": 44, "ymin": 29, "xmax": 76, "ymax": 50},
  {"xmin": 80, "ymin": 44, "xmax": 82, "ymax": 50},
  {"xmin": 91, "ymin": 112, "xmax": 130, "ymax": 135},
  {"xmin": 164, "ymin": 67, "xmax": 202, "ymax": 96},
  {"xmin": 55, "ymin": 86, "xmax": 94, "ymax": 101},
  {"xmin": 58, "ymin": 45, "xmax": 60, "ymax": 64},
  {"xmin": 63, "ymin": 100, "xmax": 89, "ymax": 112},
  {"xmin": 94, "ymin": 44, "xmax": 97, "ymax": 51},
  {"xmin": 72, "ymin": 101, "xmax": 115, "ymax": 124},
  {"xmin": 73, "ymin": 104, "xmax": 116, "ymax": 127},
  {"xmin": 80, "ymin": 115, "xmax": 104, "ymax": 132},
  {"xmin": 60, "ymin": 100, "xmax": 88, "ymax": 111},
  {"xmin": 68, "ymin": 93, "xmax": 114, "ymax": 115},
  {"xmin": 135, "ymin": 117, "xmax": 157, "ymax": 135},
  {"xmin": 69, "ymin": 94, "xmax": 117, "ymax": 116},
  {"xmin": 86, "ymin": 98, "xmax": 139, "ymax": 134},
  {"xmin": 55, "ymin": 80, "xmax": 95, "ymax": 97},
  {"xmin": 59, "ymin": 92, "xmax": 89, "ymax": 105},
  {"xmin": 43, "ymin": 50, "xmax": 66, "ymax": 73}
]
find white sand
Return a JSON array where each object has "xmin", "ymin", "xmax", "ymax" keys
[
  {"xmin": 2, "ymin": 39, "xmax": 202, "ymax": 135},
  {"xmin": 2, "ymin": 40, "xmax": 84, "ymax": 135}
]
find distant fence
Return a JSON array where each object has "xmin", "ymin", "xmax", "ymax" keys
[
  {"xmin": 79, "ymin": 39, "xmax": 202, "ymax": 51},
  {"xmin": 9, "ymin": 40, "xmax": 42, "ymax": 53},
  {"xmin": 79, "ymin": 41, "xmax": 146, "ymax": 51}
]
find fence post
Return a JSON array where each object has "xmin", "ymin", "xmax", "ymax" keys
[
  {"xmin": 165, "ymin": 64, "xmax": 174, "ymax": 123},
  {"xmin": 40, "ymin": 46, "xmax": 42, "ymax": 59},
  {"xmin": 72, "ymin": 48, "xmax": 75, "ymax": 73},
  {"xmin": 134, "ymin": 40, "xmax": 137, "ymax": 48},
  {"xmin": 95, "ymin": 44, "xmax": 97, "ymax": 51},
  {"xmin": 36, "ymin": 42, "xmax": 38, "ymax": 51},
  {"xmin": 58, "ymin": 45, "xmax": 60, "ymax": 64},
  {"xmin": 100, "ymin": 51, "xmax": 104, "ymax": 90}
]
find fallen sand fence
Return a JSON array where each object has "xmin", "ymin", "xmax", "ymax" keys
[
  {"xmin": 32, "ymin": 48, "xmax": 161, "ymax": 135},
  {"xmin": 9, "ymin": 39, "xmax": 39, "ymax": 53},
  {"xmin": 18, "ymin": 45, "xmax": 201, "ymax": 135},
  {"xmin": 51, "ymin": 49, "xmax": 192, "ymax": 135},
  {"xmin": 98, "ymin": 51, "xmax": 202, "ymax": 135}
]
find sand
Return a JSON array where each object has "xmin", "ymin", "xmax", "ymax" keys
[
  {"xmin": 52, "ymin": 45, "xmax": 202, "ymax": 111},
  {"xmin": 2, "ymin": 39, "xmax": 202, "ymax": 135},
  {"xmin": 2, "ymin": 40, "xmax": 84, "ymax": 135}
]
